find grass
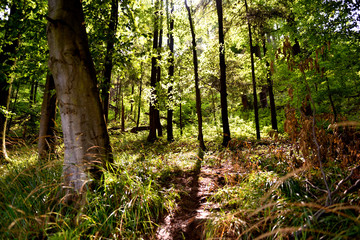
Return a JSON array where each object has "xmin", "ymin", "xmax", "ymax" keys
[{"xmin": 0, "ymin": 122, "xmax": 359, "ymax": 239}]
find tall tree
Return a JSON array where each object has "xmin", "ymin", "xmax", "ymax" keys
[
  {"xmin": 263, "ymin": 38, "xmax": 278, "ymax": 131},
  {"xmin": 147, "ymin": 0, "xmax": 160, "ymax": 142},
  {"xmin": 166, "ymin": 0, "xmax": 175, "ymax": 142},
  {"xmin": 155, "ymin": 3, "xmax": 164, "ymax": 137},
  {"xmin": 185, "ymin": 0, "xmax": 206, "ymax": 151},
  {"xmin": 215, "ymin": 0, "xmax": 231, "ymax": 146},
  {"xmin": 47, "ymin": 0, "xmax": 112, "ymax": 205},
  {"xmin": 101, "ymin": 0, "xmax": 119, "ymax": 123},
  {"xmin": 245, "ymin": 0, "xmax": 260, "ymax": 140},
  {"xmin": 38, "ymin": 74, "xmax": 57, "ymax": 160}
]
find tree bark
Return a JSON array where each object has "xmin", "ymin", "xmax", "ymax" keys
[
  {"xmin": 185, "ymin": 0, "xmax": 206, "ymax": 151},
  {"xmin": 120, "ymin": 79, "xmax": 125, "ymax": 132},
  {"xmin": 263, "ymin": 37, "xmax": 278, "ymax": 130},
  {"xmin": 245, "ymin": 0, "xmax": 261, "ymax": 140},
  {"xmin": 47, "ymin": 0, "xmax": 112, "ymax": 204},
  {"xmin": 156, "ymin": 21, "xmax": 163, "ymax": 137},
  {"xmin": 147, "ymin": 0, "xmax": 160, "ymax": 142},
  {"xmin": 215, "ymin": 0, "xmax": 231, "ymax": 146},
  {"xmin": 101, "ymin": 0, "xmax": 118, "ymax": 123},
  {"xmin": 38, "ymin": 74, "xmax": 57, "ymax": 160},
  {"xmin": 136, "ymin": 64, "xmax": 143, "ymax": 129},
  {"xmin": 167, "ymin": 0, "xmax": 175, "ymax": 142}
]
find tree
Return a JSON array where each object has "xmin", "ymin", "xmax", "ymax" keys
[
  {"xmin": 185, "ymin": 0, "xmax": 206, "ymax": 151},
  {"xmin": 166, "ymin": 0, "xmax": 175, "ymax": 142},
  {"xmin": 215, "ymin": 0, "xmax": 231, "ymax": 146},
  {"xmin": 101, "ymin": 0, "xmax": 119, "ymax": 123},
  {"xmin": 38, "ymin": 74, "xmax": 57, "ymax": 160},
  {"xmin": 147, "ymin": 0, "xmax": 161, "ymax": 142},
  {"xmin": 245, "ymin": 0, "xmax": 260, "ymax": 140},
  {"xmin": 47, "ymin": 0, "xmax": 112, "ymax": 205}
]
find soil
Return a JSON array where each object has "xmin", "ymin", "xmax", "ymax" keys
[{"xmin": 155, "ymin": 159, "xmax": 240, "ymax": 240}]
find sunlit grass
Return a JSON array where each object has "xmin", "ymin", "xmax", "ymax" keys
[{"xmin": 0, "ymin": 121, "xmax": 359, "ymax": 239}]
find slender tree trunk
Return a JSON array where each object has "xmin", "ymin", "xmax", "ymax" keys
[
  {"xmin": 38, "ymin": 74, "xmax": 57, "ymax": 160},
  {"xmin": 101, "ymin": 0, "xmax": 118, "ymax": 123},
  {"xmin": 179, "ymin": 68, "xmax": 183, "ymax": 136},
  {"xmin": 136, "ymin": 64, "xmax": 143, "ymax": 128},
  {"xmin": 211, "ymin": 89, "xmax": 216, "ymax": 123},
  {"xmin": 120, "ymin": 79, "xmax": 125, "ymax": 132},
  {"xmin": 185, "ymin": 0, "xmax": 206, "ymax": 151},
  {"xmin": 1, "ymin": 84, "xmax": 12, "ymax": 161},
  {"xmin": 148, "ymin": 0, "xmax": 160, "ymax": 142},
  {"xmin": 245, "ymin": 0, "xmax": 260, "ymax": 140},
  {"xmin": 167, "ymin": 0, "xmax": 175, "ymax": 142},
  {"xmin": 156, "ymin": 24, "xmax": 163, "ymax": 137},
  {"xmin": 130, "ymin": 83, "xmax": 135, "ymax": 118},
  {"xmin": 7, "ymin": 81, "xmax": 20, "ymax": 134},
  {"xmin": 267, "ymin": 63, "xmax": 278, "ymax": 130},
  {"xmin": 180, "ymin": 96, "xmax": 183, "ymax": 136},
  {"xmin": 263, "ymin": 37, "xmax": 278, "ymax": 130},
  {"xmin": 215, "ymin": 0, "xmax": 231, "ymax": 146},
  {"xmin": 0, "ymin": 3, "xmax": 21, "ymax": 161},
  {"xmin": 30, "ymin": 79, "xmax": 38, "ymax": 104},
  {"xmin": 47, "ymin": 0, "xmax": 112, "ymax": 204}
]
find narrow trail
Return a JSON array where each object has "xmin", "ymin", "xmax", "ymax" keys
[{"xmin": 156, "ymin": 160, "xmax": 225, "ymax": 240}]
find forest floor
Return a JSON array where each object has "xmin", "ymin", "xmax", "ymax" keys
[
  {"xmin": 155, "ymin": 161, "xmax": 234, "ymax": 239},
  {"xmin": 154, "ymin": 138, "xmax": 285, "ymax": 240},
  {"xmin": 1, "ymin": 130, "xmax": 359, "ymax": 239}
]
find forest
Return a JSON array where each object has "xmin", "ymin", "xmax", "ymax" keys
[{"xmin": 0, "ymin": 0, "xmax": 359, "ymax": 239}]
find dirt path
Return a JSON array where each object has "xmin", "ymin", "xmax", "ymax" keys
[{"xmin": 156, "ymin": 160, "xmax": 225, "ymax": 240}]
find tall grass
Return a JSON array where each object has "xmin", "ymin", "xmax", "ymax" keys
[
  {"xmin": 0, "ymin": 130, "xmax": 201, "ymax": 239},
  {"xmin": 1, "ymin": 122, "xmax": 359, "ymax": 239}
]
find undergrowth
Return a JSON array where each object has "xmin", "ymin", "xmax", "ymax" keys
[{"xmin": 0, "ymin": 121, "xmax": 359, "ymax": 239}]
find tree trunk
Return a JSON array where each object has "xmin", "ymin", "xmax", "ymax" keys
[
  {"xmin": 263, "ymin": 37, "xmax": 278, "ymax": 130},
  {"xmin": 120, "ymin": 79, "xmax": 125, "ymax": 132},
  {"xmin": 180, "ymin": 95, "xmax": 183, "ymax": 136},
  {"xmin": 156, "ymin": 23, "xmax": 163, "ymax": 137},
  {"xmin": 215, "ymin": 0, "xmax": 231, "ymax": 146},
  {"xmin": 179, "ymin": 68, "xmax": 183, "ymax": 136},
  {"xmin": 136, "ymin": 64, "xmax": 143, "ymax": 129},
  {"xmin": 1, "ymin": 84, "xmax": 12, "ymax": 161},
  {"xmin": 259, "ymin": 86, "xmax": 268, "ymax": 108},
  {"xmin": 130, "ymin": 83, "xmax": 135, "ymax": 117},
  {"xmin": 38, "ymin": 74, "xmax": 57, "ymax": 160},
  {"xmin": 0, "ymin": 3, "xmax": 21, "ymax": 162},
  {"xmin": 245, "ymin": 0, "xmax": 260, "ymax": 140},
  {"xmin": 7, "ymin": 81, "xmax": 20, "ymax": 134},
  {"xmin": 101, "ymin": 0, "xmax": 118, "ymax": 123},
  {"xmin": 211, "ymin": 89, "xmax": 216, "ymax": 123},
  {"xmin": 47, "ymin": 0, "xmax": 112, "ymax": 204},
  {"xmin": 185, "ymin": 0, "xmax": 206, "ymax": 151},
  {"xmin": 167, "ymin": 0, "xmax": 174, "ymax": 142},
  {"xmin": 147, "ymin": 0, "xmax": 160, "ymax": 142}
]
